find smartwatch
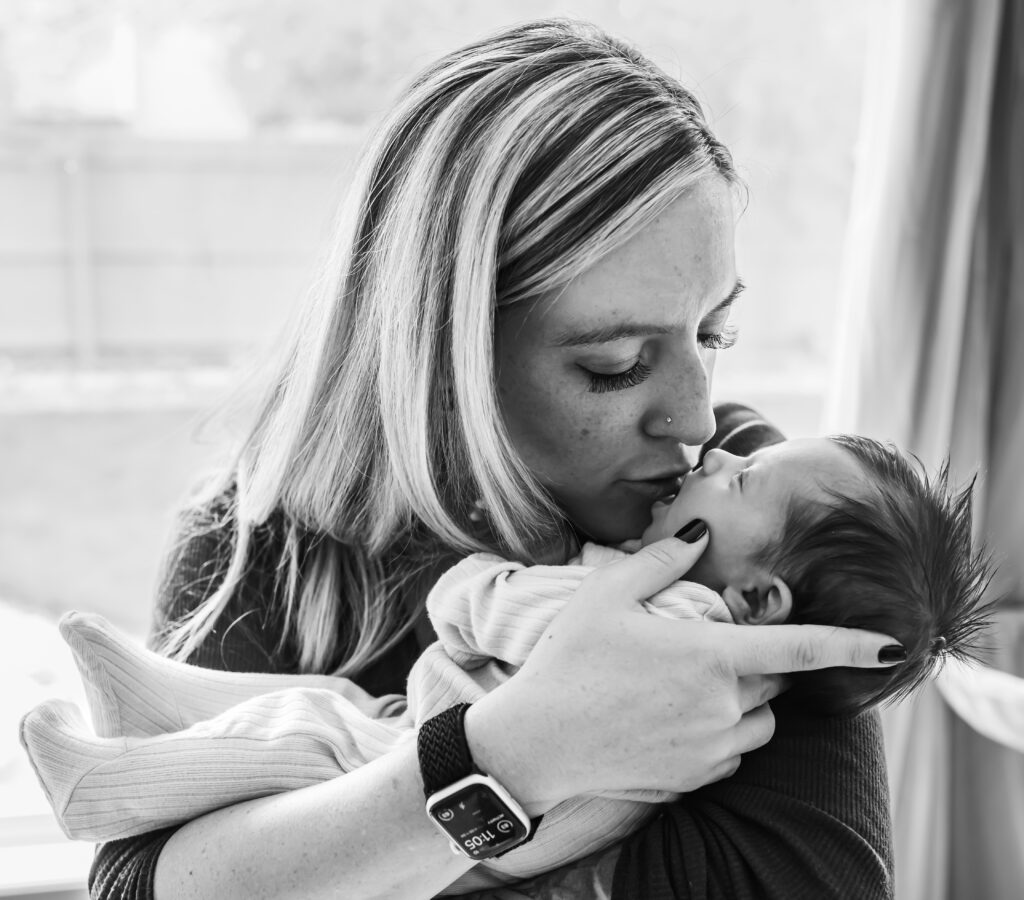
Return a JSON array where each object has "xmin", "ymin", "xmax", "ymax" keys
[{"xmin": 418, "ymin": 703, "xmax": 539, "ymax": 860}]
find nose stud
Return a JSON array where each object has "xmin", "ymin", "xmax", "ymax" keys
[{"xmin": 665, "ymin": 416, "xmax": 672, "ymax": 424}]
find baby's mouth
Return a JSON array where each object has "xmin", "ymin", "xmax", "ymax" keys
[
  {"xmin": 651, "ymin": 472, "xmax": 687, "ymax": 508},
  {"xmin": 668, "ymin": 471, "xmax": 688, "ymax": 497}
]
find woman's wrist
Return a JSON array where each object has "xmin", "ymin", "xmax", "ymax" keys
[{"xmin": 462, "ymin": 691, "xmax": 563, "ymax": 818}]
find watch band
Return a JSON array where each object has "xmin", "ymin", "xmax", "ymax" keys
[
  {"xmin": 418, "ymin": 703, "xmax": 542, "ymax": 857},
  {"xmin": 418, "ymin": 703, "xmax": 476, "ymax": 797}
]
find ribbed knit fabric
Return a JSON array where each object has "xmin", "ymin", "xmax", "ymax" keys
[{"xmin": 86, "ymin": 403, "xmax": 895, "ymax": 900}]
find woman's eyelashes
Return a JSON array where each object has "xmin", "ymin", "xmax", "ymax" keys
[
  {"xmin": 583, "ymin": 325, "xmax": 738, "ymax": 393},
  {"xmin": 698, "ymin": 324, "xmax": 739, "ymax": 351},
  {"xmin": 586, "ymin": 360, "xmax": 652, "ymax": 393}
]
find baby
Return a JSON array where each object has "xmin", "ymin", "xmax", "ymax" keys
[
  {"xmin": 20, "ymin": 430, "xmax": 992, "ymax": 894},
  {"xmin": 644, "ymin": 431, "xmax": 993, "ymax": 715}
]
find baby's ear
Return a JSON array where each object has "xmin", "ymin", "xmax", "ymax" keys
[{"xmin": 723, "ymin": 576, "xmax": 793, "ymax": 625}]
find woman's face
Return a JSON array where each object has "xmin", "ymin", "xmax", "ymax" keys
[{"xmin": 495, "ymin": 176, "xmax": 740, "ymax": 542}]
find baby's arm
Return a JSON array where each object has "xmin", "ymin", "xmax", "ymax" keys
[
  {"xmin": 426, "ymin": 551, "xmax": 611, "ymax": 667},
  {"xmin": 427, "ymin": 547, "xmax": 730, "ymax": 669}
]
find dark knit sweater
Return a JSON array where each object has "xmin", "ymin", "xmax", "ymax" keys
[
  {"xmin": 89, "ymin": 407, "xmax": 895, "ymax": 900},
  {"xmin": 610, "ymin": 705, "xmax": 892, "ymax": 899}
]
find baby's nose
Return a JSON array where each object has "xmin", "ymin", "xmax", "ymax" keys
[
  {"xmin": 701, "ymin": 448, "xmax": 725, "ymax": 473},
  {"xmin": 701, "ymin": 448, "xmax": 741, "ymax": 475}
]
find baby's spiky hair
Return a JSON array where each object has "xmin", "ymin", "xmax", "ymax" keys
[{"xmin": 760, "ymin": 434, "xmax": 996, "ymax": 717}]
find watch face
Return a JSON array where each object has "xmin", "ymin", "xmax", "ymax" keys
[{"xmin": 427, "ymin": 781, "xmax": 530, "ymax": 859}]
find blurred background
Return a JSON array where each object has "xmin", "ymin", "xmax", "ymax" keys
[{"xmin": 5, "ymin": 2, "xmax": 1020, "ymax": 899}]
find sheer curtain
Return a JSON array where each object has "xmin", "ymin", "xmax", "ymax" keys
[{"xmin": 825, "ymin": 1, "xmax": 1024, "ymax": 898}]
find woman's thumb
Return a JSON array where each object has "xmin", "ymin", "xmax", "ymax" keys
[{"xmin": 587, "ymin": 523, "xmax": 709, "ymax": 606}]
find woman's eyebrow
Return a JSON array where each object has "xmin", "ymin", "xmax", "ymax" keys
[
  {"xmin": 551, "ymin": 277, "xmax": 745, "ymax": 348},
  {"xmin": 551, "ymin": 321, "xmax": 673, "ymax": 347},
  {"xmin": 701, "ymin": 278, "xmax": 745, "ymax": 322}
]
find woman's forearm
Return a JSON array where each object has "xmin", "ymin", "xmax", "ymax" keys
[{"xmin": 153, "ymin": 740, "xmax": 475, "ymax": 900}]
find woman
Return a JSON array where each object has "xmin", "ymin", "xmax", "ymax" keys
[{"xmin": 91, "ymin": 19, "xmax": 901, "ymax": 900}]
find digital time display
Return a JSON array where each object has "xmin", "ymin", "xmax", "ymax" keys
[{"xmin": 428, "ymin": 781, "xmax": 530, "ymax": 860}]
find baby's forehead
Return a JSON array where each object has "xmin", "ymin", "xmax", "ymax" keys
[
  {"xmin": 761, "ymin": 438, "xmax": 871, "ymax": 498},
  {"xmin": 762, "ymin": 436, "xmax": 854, "ymax": 468}
]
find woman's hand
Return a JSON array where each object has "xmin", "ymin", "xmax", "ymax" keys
[{"xmin": 465, "ymin": 532, "xmax": 903, "ymax": 812}]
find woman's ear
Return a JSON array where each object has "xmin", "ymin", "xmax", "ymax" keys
[{"xmin": 722, "ymin": 576, "xmax": 793, "ymax": 625}]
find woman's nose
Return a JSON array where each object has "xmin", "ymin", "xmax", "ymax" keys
[{"xmin": 646, "ymin": 357, "xmax": 716, "ymax": 446}]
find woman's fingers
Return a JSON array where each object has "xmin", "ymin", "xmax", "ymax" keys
[
  {"xmin": 738, "ymin": 673, "xmax": 787, "ymax": 713},
  {"xmin": 702, "ymin": 705, "xmax": 776, "ymax": 786},
  {"xmin": 724, "ymin": 622, "xmax": 905, "ymax": 676},
  {"xmin": 583, "ymin": 536, "xmax": 905, "ymax": 679},
  {"xmin": 583, "ymin": 534, "xmax": 709, "ymax": 609},
  {"xmin": 731, "ymin": 702, "xmax": 776, "ymax": 757}
]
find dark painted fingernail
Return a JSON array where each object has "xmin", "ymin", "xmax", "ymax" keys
[
  {"xmin": 878, "ymin": 644, "xmax": 907, "ymax": 664},
  {"xmin": 675, "ymin": 518, "xmax": 708, "ymax": 543}
]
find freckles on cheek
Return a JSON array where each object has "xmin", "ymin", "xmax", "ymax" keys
[{"xmin": 563, "ymin": 407, "xmax": 610, "ymax": 460}]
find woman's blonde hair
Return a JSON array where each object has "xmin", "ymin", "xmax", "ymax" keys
[{"xmin": 159, "ymin": 18, "xmax": 738, "ymax": 675}]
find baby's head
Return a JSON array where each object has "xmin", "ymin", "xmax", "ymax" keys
[{"xmin": 643, "ymin": 435, "xmax": 993, "ymax": 716}]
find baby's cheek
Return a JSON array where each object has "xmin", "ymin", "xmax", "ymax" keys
[
  {"xmin": 640, "ymin": 524, "xmax": 661, "ymax": 545},
  {"xmin": 648, "ymin": 493, "xmax": 698, "ymax": 544}
]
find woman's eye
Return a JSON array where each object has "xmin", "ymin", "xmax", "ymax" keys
[
  {"xmin": 698, "ymin": 325, "xmax": 739, "ymax": 351},
  {"xmin": 585, "ymin": 360, "xmax": 652, "ymax": 393}
]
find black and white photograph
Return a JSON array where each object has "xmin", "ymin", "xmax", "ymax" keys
[{"xmin": 1, "ymin": 2, "xmax": 1021, "ymax": 898}]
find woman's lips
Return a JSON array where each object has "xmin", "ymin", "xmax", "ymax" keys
[{"xmin": 623, "ymin": 473, "xmax": 687, "ymax": 500}]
